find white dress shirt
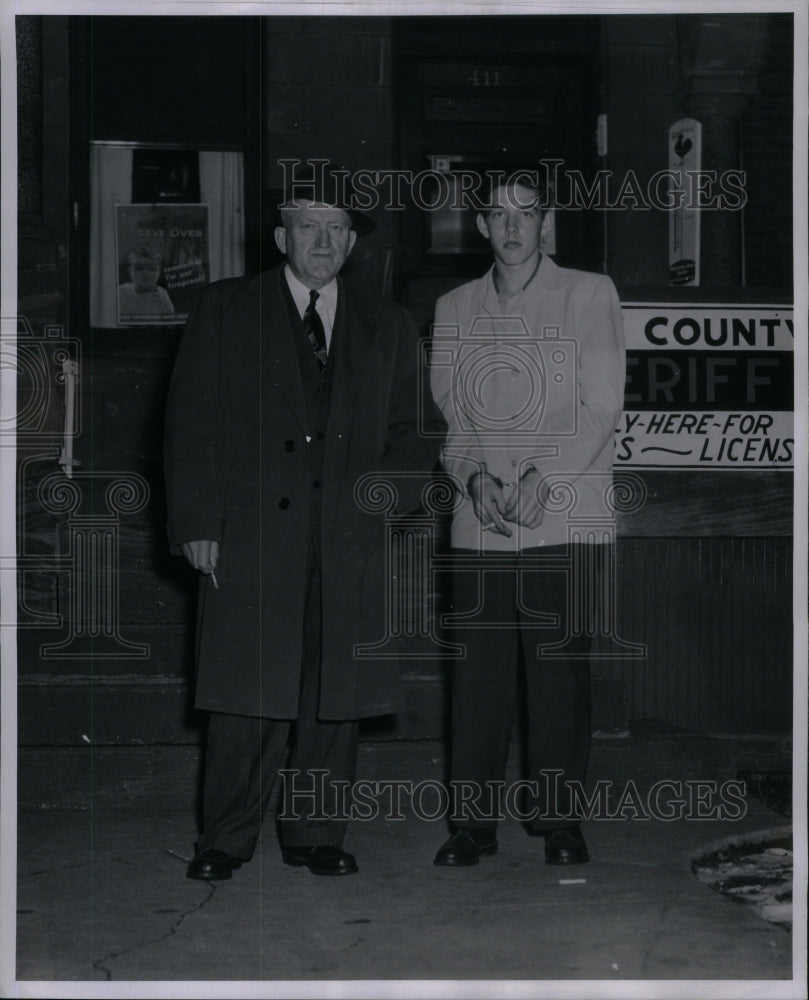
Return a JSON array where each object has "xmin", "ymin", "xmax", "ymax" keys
[{"xmin": 284, "ymin": 265, "xmax": 338, "ymax": 350}]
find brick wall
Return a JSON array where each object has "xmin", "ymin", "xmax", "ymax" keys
[
  {"xmin": 602, "ymin": 12, "xmax": 794, "ymax": 294},
  {"xmin": 740, "ymin": 13, "xmax": 794, "ymax": 291},
  {"xmin": 262, "ymin": 16, "xmax": 396, "ymax": 296}
]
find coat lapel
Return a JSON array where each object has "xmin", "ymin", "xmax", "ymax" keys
[
  {"xmin": 527, "ymin": 254, "xmax": 564, "ymax": 332},
  {"xmin": 326, "ymin": 278, "xmax": 380, "ymax": 441},
  {"xmin": 233, "ymin": 268, "xmax": 380, "ymax": 441},
  {"xmin": 477, "ymin": 254, "xmax": 565, "ymax": 335},
  {"xmin": 235, "ymin": 266, "xmax": 309, "ymax": 433}
]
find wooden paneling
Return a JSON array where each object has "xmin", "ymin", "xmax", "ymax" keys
[
  {"xmin": 596, "ymin": 537, "xmax": 793, "ymax": 733},
  {"xmin": 616, "ymin": 471, "xmax": 792, "ymax": 536}
]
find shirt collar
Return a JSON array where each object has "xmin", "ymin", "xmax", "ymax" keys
[
  {"xmin": 482, "ymin": 252, "xmax": 551, "ymax": 315},
  {"xmin": 284, "ymin": 265, "xmax": 338, "ymax": 320}
]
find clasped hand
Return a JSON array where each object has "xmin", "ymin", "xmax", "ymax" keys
[{"xmin": 469, "ymin": 470, "xmax": 547, "ymax": 536}]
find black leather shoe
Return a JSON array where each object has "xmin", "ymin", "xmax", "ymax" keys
[
  {"xmin": 186, "ymin": 848, "xmax": 243, "ymax": 881},
  {"xmin": 433, "ymin": 828, "xmax": 498, "ymax": 867},
  {"xmin": 544, "ymin": 827, "xmax": 590, "ymax": 865},
  {"xmin": 281, "ymin": 845, "xmax": 358, "ymax": 876}
]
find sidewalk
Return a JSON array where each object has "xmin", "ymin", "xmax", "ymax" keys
[{"xmin": 12, "ymin": 731, "xmax": 797, "ymax": 993}]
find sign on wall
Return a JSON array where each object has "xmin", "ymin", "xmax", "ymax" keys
[
  {"xmin": 616, "ymin": 303, "xmax": 794, "ymax": 469},
  {"xmin": 668, "ymin": 118, "xmax": 701, "ymax": 286},
  {"xmin": 114, "ymin": 204, "xmax": 209, "ymax": 326}
]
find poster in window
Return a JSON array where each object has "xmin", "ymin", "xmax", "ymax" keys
[{"xmin": 115, "ymin": 203, "xmax": 209, "ymax": 325}]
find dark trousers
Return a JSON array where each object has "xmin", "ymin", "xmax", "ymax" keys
[
  {"xmin": 197, "ymin": 557, "xmax": 358, "ymax": 860},
  {"xmin": 447, "ymin": 545, "xmax": 593, "ymax": 833}
]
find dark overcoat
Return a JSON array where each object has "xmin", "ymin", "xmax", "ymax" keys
[{"xmin": 164, "ymin": 265, "xmax": 445, "ymax": 720}]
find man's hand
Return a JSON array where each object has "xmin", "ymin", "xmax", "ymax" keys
[
  {"xmin": 181, "ymin": 539, "xmax": 220, "ymax": 575},
  {"xmin": 502, "ymin": 468, "xmax": 547, "ymax": 529},
  {"xmin": 469, "ymin": 473, "xmax": 512, "ymax": 537}
]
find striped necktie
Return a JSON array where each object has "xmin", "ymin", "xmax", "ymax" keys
[{"xmin": 303, "ymin": 289, "xmax": 328, "ymax": 369}]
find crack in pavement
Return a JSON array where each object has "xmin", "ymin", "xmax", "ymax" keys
[{"xmin": 91, "ymin": 881, "xmax": 218, "ymax": 981}]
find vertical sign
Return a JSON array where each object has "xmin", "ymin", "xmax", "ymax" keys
[{"xmin": 668, "ymin": 119, "xmax": 701, "ymax": 286}]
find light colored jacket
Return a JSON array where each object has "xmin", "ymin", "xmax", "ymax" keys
[{"xmin": 430, "ymin": 254, "xmax": 625, "ymax": 550}]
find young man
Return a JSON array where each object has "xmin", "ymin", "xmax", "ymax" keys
[
  {"xmin": 165, "ymin": 163, "xmax": 445, "ymax": 879},
  {"xmin": 429, "ymin": 170, "xmax": 626, "ymax": 866}
]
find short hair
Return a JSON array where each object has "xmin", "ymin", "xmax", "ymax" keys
[
  {"xmin": 278, "ymin": 205, "xmax": 300, "ymax": 229},
  {"xmin": 128, "ymin": 244, "xmax": 162, "ymax": 267},
  {"xmin": 480, "ymin": 168, "xmax": 552, "ymax": 213},
  {"xmin": 278, "ymin": 203, "xmax": 352, "ymax": 230}
]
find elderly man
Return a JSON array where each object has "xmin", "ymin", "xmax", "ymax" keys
[
  {"xmin": 429, "ymin": 169, "xmax": 625, "ymax": 867},
  {"xmin": 165, "ymin": 163, "xmax": 444, "ymax": 879}
]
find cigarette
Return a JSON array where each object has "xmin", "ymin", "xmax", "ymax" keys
[{"xmin": 210, "ymin": 570, "xmax": 219, "ymax": 590}]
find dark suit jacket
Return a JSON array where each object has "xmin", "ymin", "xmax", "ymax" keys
[{"xmin": 164, "ymin": 265, "xmax": 445, "ymax": 719}]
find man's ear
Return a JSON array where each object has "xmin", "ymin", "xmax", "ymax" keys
[
  {"xmin": 476, "ymin": 213, "xmax": 490, "ymax": 240},
  {"xmin": 274, "ymin": 226, "xmax": 287, "ymax": 255},
  {"xmin": 540, "ymin": 210, "xmax": 553, "ymax": 242},
  {"xmin": 346, "ymin": 229, "xmax": 358, "ymax": 256}
]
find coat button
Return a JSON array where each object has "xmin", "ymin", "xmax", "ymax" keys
[
  {"xmin": 278, "ymin": 498, "xmax": 290, "ymax": 510},
  {"xmin": 312, "ymin": 479, "xmax": 321, "ymax": 489},
  {"xmin": 283, "ymin": 439, "xmax": 295, "ymax": 452}
]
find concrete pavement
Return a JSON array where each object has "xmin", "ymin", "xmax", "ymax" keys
[{"xmin": 10, "ymin": 731, "xmax": 801, "ymax": 996}]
